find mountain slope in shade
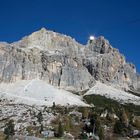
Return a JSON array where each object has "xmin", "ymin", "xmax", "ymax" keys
[{"xmin": 0, "ymin": 79, "xmax": 89, "ymax": 106}]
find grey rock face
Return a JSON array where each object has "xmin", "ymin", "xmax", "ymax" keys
[
  {"xmin": 0, "ymin": 29, "xmax": 94, "ymax": 93},
  {"xmin": 0, "ymin": 28, "xmax": 139, "ymax": 93},
  {"xmin": 137, "ymin": 74, "xmax": 140, "ymax": 91},
  {"xmin": 85, "ymin": 36, "xmax": 139, "ymax": 91}
]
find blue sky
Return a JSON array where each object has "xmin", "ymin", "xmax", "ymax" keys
[{"xmin": 0, "ymin": 0, "xmax": 140, "ymax": 72}]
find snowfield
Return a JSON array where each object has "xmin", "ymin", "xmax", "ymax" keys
[
  {"xmin": 0, "ymin": 79, "xmax": 89, "ymax": 107},
  {"xmin": 84, "ymin": 81, "xmax": 140, "ymax": 105}
]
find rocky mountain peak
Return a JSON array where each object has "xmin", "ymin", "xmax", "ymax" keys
[
  {"xmin": 87, "ymin": 35, "xmax": 114, "ymax": 54},
  {"xmin": 0, "ymin": 28, "xmax": 139, "ymax": 93}
]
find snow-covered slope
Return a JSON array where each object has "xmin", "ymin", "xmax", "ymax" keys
[
  {"xmin": 84, "ymin": 81, "xmax": 140, "ymax": 105},
  {"xmin": 0, "ymin": 79, "xmax": 89, "ymax": 107}
]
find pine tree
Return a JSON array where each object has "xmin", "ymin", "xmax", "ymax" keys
[
  {"xmin": 95, "ymin": 118, "xmax": 101, "ymax": 133},
  {"xmin": 58, "ymin": 121, "xmax": 64, "ymax": 137},
  {"xmin": 121, "ymin": 109, "xmax": 129, "ymax": 127},
  {"xmin": 81, "ymin": 107, "xmax": 89, "ymax": 119},
  {"xmin": 37, "ymin": 111, "xmax": 43, "ymax": 124},
  {"xmin": 64, "ymin": 116, "xmax": 72, "ymax": 131},
  {"xmin": 52, "ymin": 102, "xmax": 56, "ymax": 109},
  {"xmin": 40, "ymin": 124, "xmax": 43, "ymax": 133},
  {"xmin": 64, "ymin": 118, "xmax": 70, "ymax": 131},
  {"xmin": 114, "ymin": 120, "xmax": 124, "ymax": 134},
  {"xmin": 4, "ymin": 120, "xmax": 15, "ymax": 140},
  {"xmin": 98, "ymin": 127, "xmax": 104, "ymax": 140}
]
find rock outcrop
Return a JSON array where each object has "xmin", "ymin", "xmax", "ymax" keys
[
  {"xmin": 0, "ymin": 28, "xmax": 139, "ymax": 93},
  {"xmin": 84, "ymin": 36, "xmax": 138, "ymax": 91}
]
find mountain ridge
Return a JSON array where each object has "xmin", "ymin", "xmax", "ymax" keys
[{"xmin": 0, "ymin": 27, "xmax": 140, "ymax": 106}]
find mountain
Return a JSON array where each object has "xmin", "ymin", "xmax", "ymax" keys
[{"xmin": 0, "ymin": 27, "xmax": 140, "ymax": 106}]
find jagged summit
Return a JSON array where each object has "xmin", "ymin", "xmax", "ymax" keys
[
  {"xmin": 12, "ymin": 28, "xmax": 83, "ymax": 50},
  {"xmin": 0, "ymin": 28, "xmax": 140, "ymax": 105}
]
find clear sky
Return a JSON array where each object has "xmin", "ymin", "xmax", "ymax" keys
[{"xmin": 0, "ymin": 0, "xmax": 140, "ymax": 72}]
